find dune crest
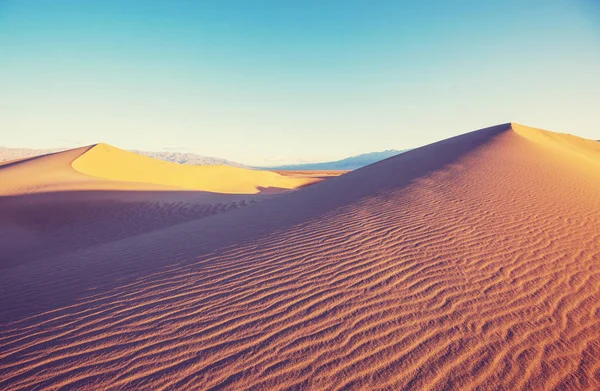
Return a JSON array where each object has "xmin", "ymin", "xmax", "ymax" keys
[{"xmin": 2, "ymin": 124, "xmax": 600, "ymax": 390}]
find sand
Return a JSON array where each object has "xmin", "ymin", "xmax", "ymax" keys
[
  {"xmin": 1, "ymin": 123, "xmax": 600, "ymax": 390},
  {"xmin": 0, "ymin": 145, "xmax": 318, "ymax": 265}
]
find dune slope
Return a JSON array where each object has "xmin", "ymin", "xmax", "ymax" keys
[{"xmin": 2, "ymin": 123, "xmax": 600, "ymax": 390}]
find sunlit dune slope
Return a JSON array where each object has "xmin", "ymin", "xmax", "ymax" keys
[
  {"xmin": 71, "ymin": 143, "xmax": 318, "ymax": 194},
  {"xmin": 0, "ymin": 145, "xmax": 216, "ymax": 194},
  {"xmin": 2, "ymin": 123, "xmax": 600, "ymax": 390}
]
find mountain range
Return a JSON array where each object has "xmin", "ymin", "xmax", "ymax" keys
[{"xmin": 265, "ymin": 149, "xmax": 408, "ymax": 170}]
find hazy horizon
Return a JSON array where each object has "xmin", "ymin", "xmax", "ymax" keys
[{"xmin": 1, "ymin": 0, "xmax": 599, "ymax": 165}]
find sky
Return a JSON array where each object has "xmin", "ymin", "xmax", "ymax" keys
[{"xmin": 1, "ymin": 0, "xmax": 599, "ymax": 166}]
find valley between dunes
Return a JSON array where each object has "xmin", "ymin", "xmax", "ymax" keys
[{"xmin": 1, "ymin": 123, "xmax": 600, "ymax": 390}]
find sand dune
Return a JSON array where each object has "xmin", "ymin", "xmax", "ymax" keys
[
  {"xmin": 0, "ymin": 143, "xmax": 318, "ymax": 195},
  {"xmin": 0, "ymin": 144, "xmax": 317, "ymax": 264},
  {"xmin": 72, "ymin": 143, "xmax": 318, "ymax": 194},
  {"xmin": 2, "ymin": 123, "xmax": 600, "ymax": 390}
]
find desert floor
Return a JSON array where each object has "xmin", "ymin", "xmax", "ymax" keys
[
  {"xmin": 274, "ymin": 170, "xmax": 350, "ymax": 178},
  {"xmin": 1, "ymin": 123, "xmax": 600, "ymax": 390}
]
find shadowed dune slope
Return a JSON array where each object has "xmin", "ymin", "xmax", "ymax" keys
[
  {"xmin": 0, "ymin": 190, "xmax": 263, "ymax": 266},
  {"xmin": 2, "ymin": 123, "xmax": 600, "ymax": 390}
]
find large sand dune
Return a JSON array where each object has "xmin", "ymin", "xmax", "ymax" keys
[
  {"xmin": 2, "ymin": 123, "xmax": 600, "ymax": 390},
  {"xmin": 0, "ymin": 144, "xmax": 317, "ymax": 263}
]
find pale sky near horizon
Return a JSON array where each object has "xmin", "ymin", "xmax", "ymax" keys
[{"xmin": 1, "ymin": 0, "xmax": 599, "ymax": 166}]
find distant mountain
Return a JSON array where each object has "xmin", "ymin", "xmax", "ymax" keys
[
  {"xmin": 0, "ymin": 146, "xmax": 246, "ymax": 168},
  {"xmin": 0, "ymin": 147, "xmax": 67, "ymax": 162},
  {"xmin": 132, "ymin": 150, "xmax": 247, "ymax": 168},
  {"xmin": 267, "ymin": 149, "xmax": 408, "ymax": 171}
]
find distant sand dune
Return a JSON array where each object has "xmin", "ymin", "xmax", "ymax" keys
[
  {"xmin": 2, "ymin": 124, "xmax": 600, "ymax": 390},
  {"xmin": 0, "ymin": 142, "xmax": 319, "ymax": 195},
  {"xmin": 72, "ymin": 143, "xmax": 319, "ymax": 194}
]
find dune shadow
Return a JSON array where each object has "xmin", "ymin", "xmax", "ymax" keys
[{"xmin": 0, "ymin": 188, "xmax": 269, "ymax": 268}]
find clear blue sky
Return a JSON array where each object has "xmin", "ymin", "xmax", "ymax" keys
[{"xmin": 1, "ymin": 0, "xmax": 599, "ymax": 165}]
